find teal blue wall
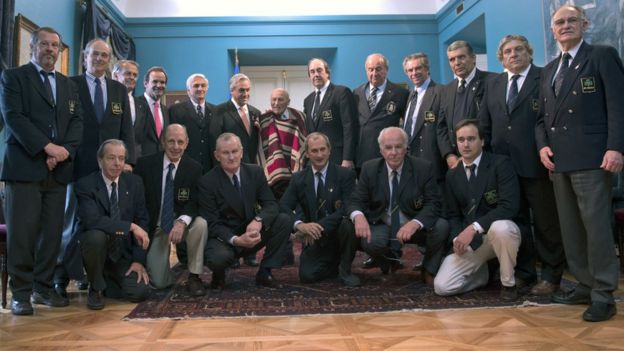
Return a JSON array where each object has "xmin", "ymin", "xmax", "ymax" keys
[
  {"xmin": 437, "ymin": 0, "xmax": 547, "ymax": 81},
  {"xmin": 123, "ymin": 15, "xmax": 440, "ymax": 103},
  {"xmin": 14, "ymin": 0, "xmax": 84, "ymax": 75}
]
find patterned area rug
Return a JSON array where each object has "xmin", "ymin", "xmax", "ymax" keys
[{"xmin": 125, "ymin": 245, "xmax": 559, "ymax": 319}]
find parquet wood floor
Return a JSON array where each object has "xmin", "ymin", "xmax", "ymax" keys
[{"xmin": 1, "ymin": 278, "xmax": 623, "ymax": 351}]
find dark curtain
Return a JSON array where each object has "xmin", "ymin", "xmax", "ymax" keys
[
  {"xmin": 0, "ymin": 0, "xmax": 16, "ymax": 73},
  {"xmin": 82, "ymin": 0, "xmax": 135, "ymax": 60}
]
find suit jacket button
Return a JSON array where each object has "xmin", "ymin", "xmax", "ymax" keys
[
  {"xmin": 551, "ymin": 127, "xmax": 556, "ymax": 131},
  {"xmin": 568, "ymin": 109, "xmax": 573, "ymax": 113},
  {"xmin": 507, "ymin": 126, "xmax": 512, "ymax": 130}
]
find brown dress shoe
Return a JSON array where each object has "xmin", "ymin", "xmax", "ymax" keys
[
  {"xmin": 421, "ymin": 269, "xmax": 435, "ymax": 287},
  {"xmin": 187, "ymin": 275, "xmax": 206, "ymax": 297},
  {"xmin": 530, "ymin": 280, "xmax": 559, "ymax": 296}
]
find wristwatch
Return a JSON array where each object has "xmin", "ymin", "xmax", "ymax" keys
[{"xmin": 254, "ymin": 216, "xmax": 263, "ymax": 223}]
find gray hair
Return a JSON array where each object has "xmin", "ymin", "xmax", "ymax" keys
[
  {"xmin": 377, "ymin": 127, "xmax": 408, "ymax": 148},
  {"xmin": 97, "ymin": 139, "xmax": 127, "ymax": 159},
  {"xmin": 186, "ymin": 73, "xmax": 209, "ymax": 90},
  {"xmin": 229, "ymin": 73, "xmax": 250, "ymax": 92},
  {"xmin": 402, "ymin": 52, "xmax": 430, "ymax": 71},
  {"xmin": 447, "ymin": 40, "xmax": 475, "ymax": 57},
  {"xmin": 112, "ymin": 59, "xmax": 139, "ymax": 75}
]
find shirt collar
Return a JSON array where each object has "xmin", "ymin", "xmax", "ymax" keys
[
  {"xmin": 312, "ymin": 162, "xmax": 329, "ymax": 177},
  {"xmin": 456, "ymin": 66, "xmax": 477, "ymax": 85},
  {"xmin": 144, "ymin": 92, "xmax": 159, "ymax": 106},
  {"xmin": 222, "ymin": 167, "xmax": 241, "ymax": 182},
  {"xmin": 464, "ymin": 152, "xmax": 483, "ymax": 169},
  {"xmin": 85, "ymin": 71, "xmax": 105, "ymax": 83},
  {"xmin": 163, "ymin": 154, "xmax": 181, "ymax": 171},
  {"xmin": 385, "ymin": 162, "xmax": 404, "ymax": 178},
  {"xmin": 558, "ymin": 39, "xmax": 583, "ymax": 61},
  {"xmin": 231, "ymin": 98, "xmax": 245, "ymax": 111},
  {"xmin": 416, "ymin": 77, "xmax": 431, "ymax": 94},
  {"xmin": 507, "ymin": 65, "xmax": 531, "ymax": 80},
  {"xmin": 31, "ymin": 60, "xmax": 54, "ymax": 76},
  {"xmin": 370, "ymin": 80, "xmax": 387, "ymax": 94},
  {"xmin": 101, "ymin": 172, "xmax": 120, "ymax": 187}
]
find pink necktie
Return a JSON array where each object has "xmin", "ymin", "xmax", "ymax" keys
[
  {"xmin": 153, "ymin": 101, "xmax": 162, "ymax": 138},
  {"xmin": 239, "ymin": 106, "xmax": 251, "ymax": 135}
]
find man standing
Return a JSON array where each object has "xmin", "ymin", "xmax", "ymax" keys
[
  {"xmin": 303, "ymin": 58, "xmax": 357, "ymax": 167},
  {"xmin": 198, "ymin": 133, "xmax": 291, "ymax": 290},
  {"xmin": 169, "ymin": 73, "xmax": 220, "ymax": 173},
  {"xmin": 480, "ymin": 35, "xmax": 564, "ymax": 296},
  {"xmin": 353, "ymin": 53, "xmax": 408, "ymax": 169},
  {"xmin": 135, "ymin": 124, "xmax": 207, "ymax": 295},
  {"xmin": 438, "ymin": 41, "xmax": 493, "ymax": 169},
  {"xmin": 402, "ymin": 52, "xmax": 446, "ymax": 182},
  {"xmin": 348, "ymin": 127, "xmax": 448, "ymax": 285},
  {"xmin": 258, "ymin": 88, "xmax": 307, "ymax": 198},
  {"xmin": 54, "ymin": 39, "xmax": 136, "ymax": 296},
  {"xmin": 280, "ymin": 133, "xmax": 360, "ymax": 286},
  {"xmin": 536, "ymin": 4, "xmax": 624, "ymax": 322},
  {"xmin": 216, "ymin": 73, "xmax": 261, "ymax": 164},
  {"xmin": 112, "ymin": 59, "xmax": 141, "ymax": 157},
  {"xmin": 135, "ymin": 66, "xmax": 169, "ymax": 158},
  {"xmin": 1, "ymin": 27, "xmax": 83, "ymax": 315},
  {"xmin": 435, "ymin": 119, "xmax": 522, "ymax": 301},
  {"xmin": 77, "ymin": 140, "xmax": 150, "ymax": 310}
]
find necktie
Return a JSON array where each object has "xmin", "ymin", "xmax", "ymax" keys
[
  {"xmin": 368, "ymin": 86, "xmax": 378, "ymax": 111},
  {"xmin": 404, "ymin": 90, "xmax": 418, "ymax": 139},
  {"xmin": 507, "ymin": 74, "xmax": 520, "ymax": 113},
  {"xmin": 108, "ymin": 181, "xmax": 122, "ymax": 262},
  {"xmin": 161, "ymin": 163, "xmax": 175, "ymax": 234},
  {"xmin": 196, "ymin": 104, "xmax": 205, "ymax": 125},
  {"xmin": 40, "ymin": 70, "xmax": 55, "ymax": 104},
  {"xmin": 315, "ymin": 171, "xmax": 326, "ymax": 219},
  {"xmin": 312, "ymin": 90, "xmax": 321, "ymax": 123},
  {"xmin": 390, "ymin": 170, "xmax": 401, "ymax": 251},
  {"xmin": 457, "ymin": 79, "xmax": 466, "ymax": 94},
  {"xmin": 239, "ymin": 106, "xmax": 251, "ymax": 135},
  {"xmin": 40, "ymin": 70, "xmax": 57, "ymax": 139},
  {"xmin": 233, "ymin": 174, "xmax": 241, "ymax": 198},
  {"xmin": 554, "ymin": 53, "xmax": 571, "ymax": 97},
  {"xmin": 94, "ymin": 77, "xmax": 104, "ymax": 123},
  {"xmin": 467, "ymin": 164, "xmax": 477, "ymax": 184},
  {"xmin": 153, "ymin": 100, "xmax": 163, "ymax": 138}
]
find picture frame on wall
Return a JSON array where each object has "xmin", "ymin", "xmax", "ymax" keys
[
  {"xmin": 13, "ymin": 14, "xmax": 70, "ymax": 75},
  {"xmin": 163, "ymin": 91, "xmax": 190, "ymax": 108}
]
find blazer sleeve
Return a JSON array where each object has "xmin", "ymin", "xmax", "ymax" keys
[
  {"xmin": 600, "ymin": 46, "xmax": 624, "ymax": 153},
  {"xmin": 475, "ymin": 157, "xmax": 521, "ymax": 231},
  {"xmin": 318, "ymin": 167, "xmax": 355, "ymax": 234},
  {"xmin": 254, "ymin": 167, "xmax": 279, "ymax": 226},
  {"xmin": 120, "ymin": 91, "xmax": 136, "ymax": 165},
  {"xmin": 338, "ymin": 87, "xmax": 357, "ymax": 162},
  {"xmin": 61, "ymin": 78, "xmax": 83, "ymax": 159},
  {"xmin": 198, "ymin": 175, "xmax": 236, "ymax": 242},
  {"xmin": 412, "ymin": 164, "xmax": 441, "ymax": 230},
  {"xmin": 131, "ymin": 176, "xmax": 149, "ymax": 264},
  {"xmin": 75, "ymin": 177, "xmax": 133, "ymax": 237}
]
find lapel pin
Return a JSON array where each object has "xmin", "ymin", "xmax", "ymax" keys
[{"xmin": 575, "ymin": 64, "xmax": 580, "ymax": 70}]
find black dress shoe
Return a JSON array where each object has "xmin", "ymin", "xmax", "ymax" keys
[
  {"xmin": 54, "ymin": 283, "xmax": 68, "ymax": 298},
  {"xmin": 76, "ymin": 279, "xmax": 89, "ymax": 290},
  {"xmin": 244, "ymin": 257, "xmax": 260, "ymax": 267},
  {"xmin": 583, "ymin": 302, "xmax": 617, "ymax": 322},
  {"xmin": 31, "ymin": 290, "xmax": 69, "ymax": 307},
  {"xmin": 187, "ymin": 275, "xmax": 206, "ymax": 297},
  {"xmin": 210, "ymin": 271, "xmax": 226, "ymax": 291},
  {"xmin": 255, "ymin": 273, "xmax": 283, "ymax": 289},
  {"xmin": 87, "ymin": 289, "xmax": 105, "ymax": 310},
  {"xmin": 338, "ymin": 266, "xmax": 361, "ymax": 287},
  {"xmin": 551, "ymin": 289, "xmax": 590, "ymax": 305},
  {"xmin": 500, "ymin": 285, "xmax": 518, "ymax": 302},
  {"xmin": 362, "ymin": 256, "xmax": 378, "ymax": 269},
  {"xmin": 11, "ymin": 300, "xmax": 34, "ymax": 316}
]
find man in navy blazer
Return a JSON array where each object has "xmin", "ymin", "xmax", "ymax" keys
[
  {"xmin": 280, "ymin": 132, "xmax": 360, "ymax": 286},
  {"xmin": 134, "ymin": 124, "xmax": 207, "ymax": 296},
  {"xmin": 215, "ymin": 73, "xmax": 261, "ymax": 165},
  {"xmin": 347, "ymin": 127, "xmax": 448, "ymax": 285},
  {"xmin": 303, "ymin": 58, "xmax": 357, "ymax": 167},
  {"xmin": 480, "ymin": 35, "xmax": 564, "ymax": 296},
  {"xmin": 55, "ymin": 39, "xmax": 136, "ymax": 294},
  {"xmin": 402, "ymin": 53, "xmax": 446, "ymax": 183},
  {"xmin": 198, "ymin": 133, "xmax": 291, "ymax": 290},
  {"xmin": 536, "ymin": 5, "xmax": 624, "ymax": 322},
  {"xmin": 435, "ymin": 119, "xmax": 522, "ymax": 301},
  {"xmin": 437, "ymin": 41, "xmax": 494, "ymax": 170},
  {"xmin": 353, "ymin": 53, "xmax": 409, "ymax": 169},
  {"xmin": 169, "ymin": 73, "xmax": 220, "ymax": 173},
  {"xmin": 1, "ymin": 27, "xmax": 83, "ymax": 315},
  {"xmin": 77, "ymin": 140, "xmax": 150, "ymax": 310},
  {"xmin": 134, "ymin": 66, "xmax": 169, "ymax": 158}
]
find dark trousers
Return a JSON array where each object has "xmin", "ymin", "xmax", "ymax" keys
[
  {"xmin": 5, "ymin": 176, "xmax": 66, "ymax": 301},
  {"xmin": 80, "ymin": 230, "xmax": 149, "ymax": 302},
  {"xmin": 520, "ymin": 176, "xmax": 565, "ymax": 283},
  {"xmin": 299, "ymin": 219, "xmax": 359, "ymax": 283},
  {"xmin": 552, "ymin": 170, "xmax": 619, "ymax": 304},
  {"xmin": 205, "ymin": 213, "xmax": 291, "ymax": 273},
  {"xmin": 360, "ymin": 218, "xmax": 449, "ymax": 275}
]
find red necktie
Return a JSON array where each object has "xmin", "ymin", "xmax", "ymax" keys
[{"xmin": 153, "ymin": 100, "xmax": 162, "ymax": 138}]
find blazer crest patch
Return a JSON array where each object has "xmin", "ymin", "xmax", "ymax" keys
[
  {"xmin": 385, "ymin": 101, "xmax": 396, "ymax": 114},
  {"xmin": 531, "ymin": 99, "xmax": 540, "ymax": 112},
  {"xmin": 484, "ymin": 190, "xmax": 498, "ymax": 205},
  {"xmin": 177, "ymin": 188, "xmax": 190, "ymax": 201},
  {"xmin": 580, "ymin": 77, "xmax": 596, "ymax": 93},
  {"xmin": 68, "ymin": 100, "xmax": 76, "ymax": 114},
  {"xmin": 321, "ymin": 110, "xmax": 333, "ymax": 121},
  {"xmin": 424, "ymin": 111, "xmax": 436, "ymax": 123},
  {"xmin": 111, "ymin": 102, "xmax": 123, "ymax": 115},
  {"xmin": 413, "ymin": 196, "xmax": 424, "ymax": 209},
  {"xmin": 334, "ymin": 200, "xmax": 343, "ymax": 210},
  {"xmin": 254, "ymin": 202, "xmax": 263, "ymax": 214}
]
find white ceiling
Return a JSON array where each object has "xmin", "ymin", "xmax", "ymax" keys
[{"xmin": 109, "ymin": 0, "xmax": 450, "ymax": 18}]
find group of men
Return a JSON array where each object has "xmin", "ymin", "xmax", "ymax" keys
[{"xmin": 1, "ymin": 4, "xmax": 621, "ymax": 323}]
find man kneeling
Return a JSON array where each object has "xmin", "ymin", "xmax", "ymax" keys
[
  {"xmin": 434, "ymin": 119, "xmax": 522, "ymax": 301},
  {"xmin": 77, "ymin": 140, "xmax": 150, "ymax": 309}
]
